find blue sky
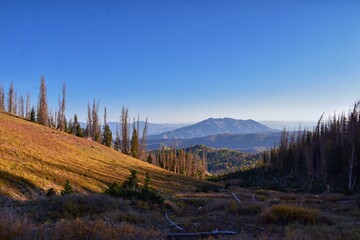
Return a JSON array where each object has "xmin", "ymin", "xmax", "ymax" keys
[{"xmin": 1, "ymin": 1, "xmax": 359, "ymax": 123}]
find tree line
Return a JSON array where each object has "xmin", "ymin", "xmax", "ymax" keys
[
  {"xmin": 1, "ymin": 76, "xmax": 207, "ymax": 178},
  {"xmin": 147, "ymin": 145, "xmax": 208, "ymax": 178},
  {"xmin": 264, "ymin": 100, "xmax": 360, "ymax": 193}
]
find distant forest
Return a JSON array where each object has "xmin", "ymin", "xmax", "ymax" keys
[{"xmin": 264, "ymin": 101, "xmax": 360, "ymax": 193}]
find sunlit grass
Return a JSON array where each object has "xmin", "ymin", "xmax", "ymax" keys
[{"xmin": 0, "ymin": 112, "xmax": 207, "ymax": 200}]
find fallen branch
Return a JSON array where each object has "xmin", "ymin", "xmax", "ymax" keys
[
  {"xmin": 246, "ymin": 224, "xmax": 265, "ymax": 231},
  {"xmin": 165, "ymin": 214, "xmax": 184, "ymax": 231},
  {"xmin": 252, "ymin": 194, "xmax": 257, "ymax": 202},
  {"xmin": 232, "ymin": 193, "xmax": 242, "ymax": 203},
  {"xmin": 167, "ymin": 229, "xmax": 239, "ymax": 239}
]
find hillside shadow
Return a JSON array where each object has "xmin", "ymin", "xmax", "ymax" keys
[{"xmin": 0, "ymin": 170, "xmax": 45, "ymax": 201}]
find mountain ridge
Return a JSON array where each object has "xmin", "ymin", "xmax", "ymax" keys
[
  {"xmin": 148, "ymin": 117, "xmax": 278, "ymax": 140},
  {"xmin": 146, "ymin": 131, "xmax": 282, "ymax": 153}
]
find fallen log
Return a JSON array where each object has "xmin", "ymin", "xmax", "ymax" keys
[
  {"xmin": 232, "ymin": 193, "xmax": 242, "ymax": 203},
  {"xmin": 167, "ymin": 229, "xmax": 239, "ymax": 239},
  {"xmin": 165, "ymin": 214, "xmax": 184, "ymax": 231}
]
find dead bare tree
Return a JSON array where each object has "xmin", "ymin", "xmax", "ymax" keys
[
  {"xmin": 57, "ymin": 82, "xmax": 66, "ymax": 131},
  {"xmin": 18, "ymin": 95, "xmax": 24, "ymax": 117},
  {"xmin": 0, "ymin": 85, "xmax": 4, "ymax": 111},
  {"xmin": 139, "ymin": 117, "xmax": 148, "ymax": 160},
  {"xmin": 25, "ymin": 93, "xmax": 30, "ymax": 119},
  {"xmin": 37, "ymin": 76, "xmax": 48, "ymax": 126},
  {"xmin": 7, "ymin": 82, "xmax": 14, "ymax": 113},
  {"xmin": 86, "ymin": 102, "xmax": 92, "ymax": 139},
  {"xmin": 121, "ymin": 106, "xmax": 129, "ymax": 154}
]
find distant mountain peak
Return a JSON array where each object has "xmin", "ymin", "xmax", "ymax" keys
[{"xmin": 148, "ymin": 117, "xmax": 278, "ymax": 140}]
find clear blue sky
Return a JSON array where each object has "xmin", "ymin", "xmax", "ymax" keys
[{"xmin": 1, "ymin": 0, "xmax": 359, "ymax": 123}]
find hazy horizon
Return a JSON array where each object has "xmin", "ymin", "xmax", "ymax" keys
[{"xmin": 1, "ymin": 1, "xmax": 359, "ymax": 123}]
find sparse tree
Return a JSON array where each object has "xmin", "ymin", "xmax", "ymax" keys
[
  {"xmin": 7, "ymin": 82, "xmax": 14, "ymax": 113},
  {"xmin": 130, "ymin": 121, "xmax": 139, "ymax": 158},
  {"xmin": 86, "ymin": 102, "xmax": 92, "ymax": 138},
  {"xmin": 102, "ymin": 107, "xmax": 113, "ymax": 147},
  {"xmin": 18, "ymin": 95, "xmax": 24, "ymax": 117},
  {"xmin": 25, "ymin": 93, "xmax": 30, "ymax": 119},
  {"xmin": 121, "ymin": 106, "xmax": 129, "ymax": 154},
  {"xmin": 0, "ymin": 85, "xmax": 4, "ymax": 111},
  {"xmin": 139, "ymin": 117, "xmax": 149, "ymax": 160},
  {"xmin": 13, "ymin": 90, "xmax": 17, "ymax": 115},
  {"xmin": 122, "ymin": 170, "xmax": 138, "ymax": 191},
  {"xmin": 37, "ymin": 76, "xmax": 48, "ymax": 126},
  {"xmin": 92, "ymin": 99, "xmax": 101, "ymax": 142},
  {"xmin": 61, "ymin": 179, "xmax": 74, "ymax": 195},
  {"xmin": 114, "ymin": 125, "xmax": 121, "ymax": 151},
  {"xmin": 57, "ymin": 82, "xmax": 66, "ymax": 131},
  {"xmin": 30, "ymin": 106, "xmax": 36, "ymax": 122}
]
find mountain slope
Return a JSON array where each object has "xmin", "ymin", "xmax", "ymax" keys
[
  {"xmin": 147, "ymin": 132, "xmax": 282, "ymax": 153},
  {"xmin": 148, "ymin": 118, "xmax": 277, "ymax": 139},
  {"xmin": 0, "ymin": 112, "xmax": 204, "ymax": 200}
]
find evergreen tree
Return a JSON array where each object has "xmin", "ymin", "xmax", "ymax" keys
[
  {"xmin": 61, "ymin": 179, "xmax": 74, "ymax": 195},
  {"xmin": 73, "ymin": 114, "xmax": 83, "ymax": 137},
  {"xmin": 30, "ymin": 106, "xmax": 36, "ymax": 122},
  {"xmin": 130, "ymin": 124, "xmax": 139, "ymax": 158},
  {"xmin": 102, "ymin": 107, "xmax": 113, "ymax": 147},
  {"xmin": 122, "ymin": 170, "xmax": 138, "ymax": 191},
  {"xmin": 142, "ymin": 172, "xmax": 151, "ymax": 192}
]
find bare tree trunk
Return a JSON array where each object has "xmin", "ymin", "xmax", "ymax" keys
[
  {"xmin": 349, "ymin": 144, "xmax": 355, "ymax": 192},
  {"xmin": 26, "ymin": 92, "xmax": 31, "ymax": 119},
  {"xmin": 37, "ymin": 76, "xmax": 48, "ymax": 126},
  {"xmin": 139, "ymin": 117, "xmax": 148, "ymax": 160},
  {"xmin": 0, "ymin": 85, "xmax": 4, "ymax": 111},
  {"xmin": 7, "ymin": 83, "xmax": 14, "ymax": 113}
]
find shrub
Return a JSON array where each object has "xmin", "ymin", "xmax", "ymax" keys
[
  {"xmin": 227, "ymin": 201, "xmax": 264, "ymax": 215},
  {"xmin": 164, "ymin": 200, "xmax": 180, "ymax": 215},
  {"xmin": 105, "ymin": 172, "xmax": 163, "ymax": 204},
  {"xmin": 61, "ymin": 179, "xmax": 74, "ymax": 196},
  {"xmin": 46, "ymin": 188, "xmax": 56, "ymax": 197},
  {"xmin": 261, "ymin": 204, "xmax": 332, "ymax": 225},
  {"xmin": 0, "ymin": 209, "xmax": 35, "ymax": 239}
]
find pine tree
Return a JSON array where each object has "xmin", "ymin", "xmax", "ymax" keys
[
  {"xmin": 130, "ymin": 123, "xmax": 139, "ymax": 158},
  {"xmin": 61, "ymin": 179, "xmax": 74, "ymax": 195},
  {"xmin": 102, "ymin": 107, "xmax": 113, "ymax": 147},
  {"xmin": 142, "ymin": 172, "xmax": 151, "ymax": 192},
  {"xmin": 122, "ymin": 170, "xmax": 138, "ymax": 191},
  {"xmin": 30, "ymin": 106, "xmax": 36, "ymax": 122},
  {"xmin": 73, "ymin": 114, "xmax": 83, "ymax": 137},
  {"xmin": 37, "ymin": 76, "xmax": 48, "ymax": 126}
]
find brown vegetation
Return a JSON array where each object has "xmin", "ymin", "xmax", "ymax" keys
[{"xmin": 0, "ymin": 112, "xmax": 207, "ymax": 200}]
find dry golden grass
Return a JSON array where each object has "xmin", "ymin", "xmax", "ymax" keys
[
  {"xmin": 0, "ymin": 112, "xmax": 207, "ymax": 200},
  {"xmin": 260, "ymin": 204, "xmax": 332, "ymax": 225}
]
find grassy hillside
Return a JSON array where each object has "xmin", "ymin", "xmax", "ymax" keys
[{"xmin": 0, "ymin": 112, "xmax": 205, "ymax": 200}]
